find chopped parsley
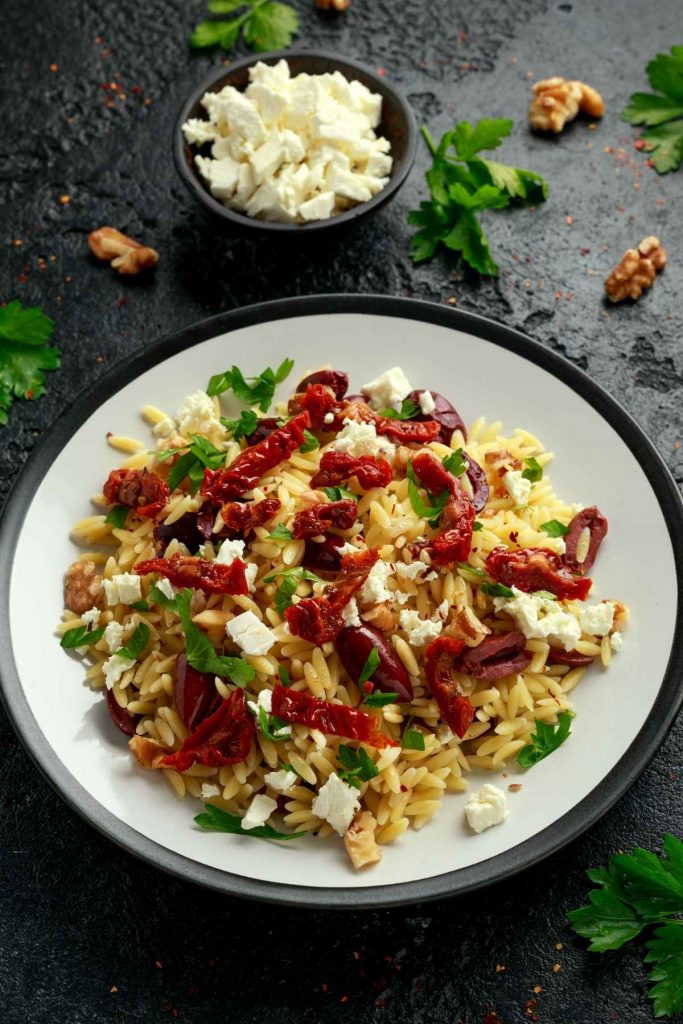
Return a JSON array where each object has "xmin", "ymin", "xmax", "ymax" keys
[
  {"xmin": 257, "ymin": 706, "xmax": 291, "ymax": 742},
  {"xmin": 522, "ymin": 457, "xmax": 543, "ymax": 483},
  {"xmin": 116, "ymin": 622, "xmax": 150, "ymax": 660},
  {"xmin": 0, "ymin": 300, "xmax": 59, "ymax": 425},
  {"xmin": 278, "ymin": 664, "xmax": 292, "ymax": 687},
  {"xmin": 402, "ymin": 728, "xmax": 426, "ymax": 751},
  {"xmin": 176, "ymin": 589, "xmax": 254, "ymax": 686},
  {"xmin": 220, "ymin": 409, "xmax": 259, "ymax": 441},
  {"xmin": 105, "ymin": 505, "xmax": 129, "ymax": 529},
  {"xmin": 299, "ymin": 429, "xmax": 319, "ymax": 454},
  {"xmin": 358, "ymin": 648, "xmax": 380, "ymax": 687},
  {"xmin": 323, "ymin": 485, "xmax": 358, "ymax": 502},
  {"xmin": 406, "ymin": 461, "xmax": 450, "ymax": 525},
  {"xmin": 60, "ymin": 624, "xmax": 106, "ymax": 649},
  {"xmin": 206, "ymin": 358, "xmax": 294, "ymax": 412},
  {"xmin": 160, "ymin": 434, "xmax": 228, "ymax": 495},
  {"xmin": 472, "ymin": 521, "xmax": 483, "ymax": 532},
  {"xmin": 194, "ymin": 803, "xmax": 305, "ymax": 842},
  {"xmin": 268, "ymin": 524, "xmax": 293, "ymax": 542},
  {"xmin": 380, "ymin": 398, "xmax": 419, "ymax": 420},
  {"xmin": 480, "ymin": 581, "xmax": 514, "ymax": 598},
  {"xmin": 362, "ymin": 691, "xmax": 399, "ymax": 708},
  {"xmin": 516, "ymin": 710, "xmax": 574, "ymax": 769},
  {"xmin": 540, "ymin": 519, "xmax": 569, "ymax": 538},
  {"xmin": 337, "ymin": 745, "xmax": 379, "ymax": 789},
  {"xmin": 456, "ymin": 563, "xmax": 486, "ymax": 579},
  {"xmin": 442, "ymin": 448, "xmax": 468, "ymax": 477},
  {"xmin": 149, "ymin": 582, "xmax": 178, "ymax": 611}
]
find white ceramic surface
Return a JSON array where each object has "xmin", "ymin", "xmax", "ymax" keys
[{"xmin": 5, "ymin": 307, "xmax": 679, "ymax": 896}]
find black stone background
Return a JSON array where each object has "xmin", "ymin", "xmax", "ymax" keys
[{"xmin": 1, "ymin": 0, "xmax": 682, "ymax": 1021}]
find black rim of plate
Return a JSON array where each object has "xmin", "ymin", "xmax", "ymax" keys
[{"xmin": 1, "ymin": 295, "xmax": 682, "ymax": 910}]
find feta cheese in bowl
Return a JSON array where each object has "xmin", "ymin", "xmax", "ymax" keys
[{"xmin": 174, "ymin": 51, "xmax": 417, "ymax": 232}]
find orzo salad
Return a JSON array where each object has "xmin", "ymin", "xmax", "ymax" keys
[{"xmin": 59, "ymin": 360, "xmax": 627, "ymax": 869}]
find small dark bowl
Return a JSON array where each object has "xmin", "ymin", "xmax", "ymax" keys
[{"xmin": 174, "ymin": 50, "xmax": 417, "ymax": 234}]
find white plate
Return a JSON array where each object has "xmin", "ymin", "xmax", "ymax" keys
[{"xmin": 1, "ymin": 295, "xmax": 682, "ymax": 908}]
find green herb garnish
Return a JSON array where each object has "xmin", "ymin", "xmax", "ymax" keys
[
  {"xmin": 540, "ymin": 519, "xmax": 569, "ymax": 538},
  {"xmin": 0, "ymin": 300, "xmax": 59, "ymax": 425},
  {"xmin": 408, "ymin": 119, "xmax": 548, "ymax": 274},
  {"xmin": 472, "ymin": 521, "xmax": 483, "ymax": 532},
  {"xmin": 442, "ymin": 448, "xmax": 468, "ymax": 477},
  {"xmin": 268, "ymin": 524, "xmax": 293, "ymax": 542},
  {"xmin": 105, "ymin": 505, "xmax": 129, "ymax": 529},
  {"xmin": 456, "ymin": 563, "xmax": 486, "ymax": 578},
  {"xmin": 194, "ymin": 802, "xmax": 305, "ymax": 842},
  {"xmin": 337, "ymin": 745, "xmax": 379, "ymax": 789},
  {"xmin": 299, "ymin": 429, "xmax": 319, "ymax": 454},
  {"xmin": 622, "ymin": 46, "xmax": 683, "ymax": 173},
  {"xmin": 516, "ymin": 710, "xmax": 574, "ymax": 769},
  {"xmin": 206, "ymin": 358, "xmax": 294, "ymax": 412},
  {"xmin": 323, "ymin": 485, "xmax": 358, "ymax": 502},
  {"xmin": 257, "ymin": 706, "xmax": 291, "ymax": 742},
  {"xmin": 115, "ymin": 622, "xmax": 150, "ymax": 660},
  {"xmin": 265, "ymin": 567, "xmax": 324, "ymax": 617},
  {"xmin": 278, "ymin": 664, "xmax": 291, "ymax": 687},
  {"xmin": 220, "ymin": 409, "xmax": 259, "ymax": 441},
  {"xmin": 190, "ymin": 1, "xmax": 299, "ymax": 55},
  {"xmin": 533, "ymin": 590, "xmax": 557, "ymax": 601},
  {"xmin": 380, "ymin": 398, "xmax": 419, "ymax": 421},
  {"xmin": 402, "ymin": 728, "xmax": 426, "ymax": 751},
  {"xmin": 569, "ymin": 834, "xmax": 683, "ymax": 1018},
  {"xmin": 480, "ymin": 581, "xmax": 515, "ymax": 598},
  {"xmin": 164, "ymin": 434, "xmax": 227, "ymax": 495},
  {"xmin": 362, "ymin": 691, "xmax": 399, "ymax": 708},
  {"xmin": 131, "ymin": 600, "xmax": 150, "ymax": 611},
  {"xmin": 407, "ymin": 461, "xmax": 450, "ymax": 526},
  {"xmin": 149, "ymin": 582, "xmax": 178, "ymax": 611},
  {"xmin": 522, "ymin": 457, "xmax": 543, "ymax": 483},
  {"xmin": 60, "ymin": 624, "xmax": 105, "ymax": 649},
  {"xmin": 176, "ymin": 589, "xmax": 254, "ymax": 686},
  {"xmin": 358, "ymin": 647, "xmax": 380, "ymax": 687}
]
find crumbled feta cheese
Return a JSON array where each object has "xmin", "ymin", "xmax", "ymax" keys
[
  {"xmin": 339, "ymin": 541, "xmax": 360, "ymax": 556},
  {"xmin": 362, "ymin": 366, "xmax": 412, "ymax": 412},
  {"xmin": 503, "ymin": 470, "xmax": 532, "ymax": 506},
  {"xmin": 155, "ymin": 578, "xmax": 176, "ymax": 601},
  {"xmin": 359, "ymin": 559, "xmax": 393, "ymax": 605},
  {"xmin": 436, "ymin": 599, "xmax": 450, "ymax": 620},
  {"xmin": 256, "ymin": 688, "xmax": 272, "ymax": 713},
  {"xmin": 226, "ymin": 610, "xmax": 276, "ymax": 656},
  {"xmin": 299, "ymin": 191, "xmax": 336, "ymax": 222},
  {"xmin": 323, "ymin": 412, "xmax": 335, "ymax": 425},
  {"xmin": 241, "ymin": 793, "xmax": 277, "ymax": 831},
  {"xmin": 436, "ymin": 724, "xmax": 454, "ymax": 744},
  {"xmin": 395, "ymin": 561, "xmax": 424, "ymax": 580},
  {"xmin": 493, "ymin": 587, "xmax": 580, "ymax": 651},
  {"xmin": 395, "ymin": 591, "xmax": 411, "ymax": 605},
  {"xmin": 264, "ymin": 768, "xmax": 298, "ymax": 792},
  {"xmin": 419, "ymin": 390, "xmax": 436, "ymax": 415},
  {"xmin": 216, "ymin": 539, "xmax": 246, "ymax": 565},
  {"xmin": 580, "ymin": 601, "xmax": 615, "ymax": 637},
  {"xmin": 153, "ymin": 416, "xmax": 176, "ymax": 439},
  {"xmin": 311, "ymin": 772, "xmax": 361, "ymax": 836},
  {"xmin": 175, "ymin": 390, "xmax": 222, "ymax": 438},
  {"xmin": 333, "ymin": 418, "xmax": 395, "ymax": 460},
  {"xmin": 341, "ymin": 597, "xmax": 361, "ymax": 627},
  {"xmin": 102, "ymin": 573, "xmax": 142, "ymax": 607},
  {"xmin": 465, "ymin": 784, "xmax": 509, "ymax": 834},
  {"xmin": 399, "ymin": 609, "xmax": 443, "ymax": 646},
  {"xmin": 182, "ymin": 118, "xmax": 222, "ymax": 147},
  {"xmin": 200, "ymin": 783, "xmax": 221, "ymax": 800},
  {"xmin": 102, "ymin": 654, "xmax": 135, "ymax": 691},
  {"xmin": 245, "ymin": 563, "xmax": 258, "ymax": 592},
  {"xmin": 610, "ymin": 630, "xmax": 623, "ymax": 652},
  {"xmin": 103, "ymin": 620, "xmax": 126, "ymax": 654},
  {"xmin": 81, "ymin": 608, "xmax": 101, "ymax": 628}
]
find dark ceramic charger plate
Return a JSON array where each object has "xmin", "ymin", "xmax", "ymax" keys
[
  {"xmin": 174, "ymin": 51, "xmax": 418, "ymax": 233},
  {"xmin": 1, "ymin": 295, "xmax": 682, "ymax": 909}
]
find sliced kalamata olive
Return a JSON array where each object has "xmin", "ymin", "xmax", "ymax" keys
[
  {"xmin": 303, "ymin": 533, "xmax": 345, "ymax": 575},
  {"xmin": 197, "ymin": 505, "xmax": 219, "ymax": 540},
  {"xmin": 337, "ymin": 624, "xmax": 414, "ymax": 702},
  {"xmin": 547, "ymin": 648, "xmax": 596, "ymax": 667},
  {"xmin": 105, "ymin": 688, "xmax": 138, "ymax": 737},
  {"xmin": 407, "ymin": 389, "xmax": 467, "ymax": 445},
  {"xmin": 154, "ymin": 512, "xmax": 203, "ymax": 554},
  {"xmin": 462, "ymin": 453, "xmax": 489, "ymax": 512},
  {"xmin": 175, "ymin": 653, "xmax": 222, "ymax": 730},
  {"xmin": 296, "ymin": 369, "xmax": 349, "ymax": 401},
  {"xmin": 246, "ymin": 417, "xmax": 280, "ymax": 447},
  {"xmin": 564, "ymin": 506, "xmax": 608, "ymax": 575},
  {"xmin": 457, "ymin": 631, "xmax": 532, "ymax": 682}
]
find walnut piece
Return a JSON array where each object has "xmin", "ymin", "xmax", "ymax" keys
[
  {"xmin": 361, "ymin": 602, "xmax": 394, "ymax": 632},
  {"xmin": 529, "ymin": 77, "xmax": 605, "ymax": 133},
  {"xmin": 129, "ymin": 735, "xmax": 168, "ymax": 769},
  {"xmin": 316, "ymin": 0, "xmax": 350, "ymax": 8},
  {"xmin": 344, "ymin": 811, "xmax": 382, "ymax": 869},
  {"xmin": 609, "ymin": 600, "xmax": 630, "ymax": 633},
  {"xmin": 445, "ymin": 604, "xmax": 490, "ymax": 647},
  {"xmin": 64, "ymin": 560, "xmax": 101, "ymax": 614},
  {"xmin": 88, "ymin": 226, "xmax": 159, "ymax": 275},
  {"xmin": 604, "ymin": 237, "xmax": 667, "ymax": 302}
]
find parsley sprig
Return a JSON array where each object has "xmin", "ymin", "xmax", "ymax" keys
[
  {"xmin": 191, "ymin": 0, "xmax": 299, "ymax": 54},
  {"xmin": 157, "ymin": 434, "xmax": 227, "ymax": 495},
  {"xmin": 60, "ymin": 623, "xmax": 106, "ymax": 649},
  {"xmin": 176, "ymin": 589, "xmax": 254, "ymax": 686},
  {"xmin": 516, "ymin": 710, "xmax": 574, "ymax": 768},
  {"xmin": 0, "ymin": 300, "xmax": 59, "ymax": 425},
  {"xmin": 220, "ymin": 409, "xmax": 258, "ymax": 441},
  {"xmin": 406, "ymin": 462, "xmax": 450, "ymax": 525},
  {"xmin": 408, "ymin": 119, "xmax": 548, "ymax": 274},
  {"xmin": 337, "ymin": 745, "xmax": 379, "ymax": 789},
  {"xmin": 206, "ymin": 358, "xmax": 294, "ymax": 411},
  {"xmin": 380, "ymin": 398, "xmax": 419, "ymax": 421},
  {"xmin": 569, "ymin": 834, "xmax": 683, "ymax": 1017},
  {"xmin": 623, "ymin": 46, "xmax": 683, "ymax": 173}
]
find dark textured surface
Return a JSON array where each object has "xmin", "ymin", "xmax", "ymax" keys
[{"xmin": 1, "ymin": 1, "xmax": 682, "ymax": 1021}]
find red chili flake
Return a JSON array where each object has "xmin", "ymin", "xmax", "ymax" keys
[
  {"xmin": 669, "ymin": 772, "xmax": 678, "ymax": 781},
  {"xmin": 616, "ymin": 204, "xmax": 626, "ymax": 212},
  {"xmin": 634, "ymin": 139, "xmax": 645, "ymax": 150},
  {"xmin": 580, "ymin": 247, "xmax": 591, "ymax": 255},
  {"xmin": 25, "ymin": 389, "xmax": 33, "ymax": 399},
  {"xmin": 110, "ymin": 985, "xmax": 118, "ymax": 992},
  {"xmin": 131, "ymin": 84, "xmax": 144, "ymax": 94},
  {"xmin": 321, "ymin": 984, "xmax": 329, "ymax": 992},
  {"xmin": 116, "ymin": 297, "xmax": 128, "ymax": 308},
  {"xmin": 340, "ymin": 996, "xmax": 349, "ymax": 1003},
  {"xmin": 508, "ymin": 783, "xmax": 523, "ymax": 792},
  {"xmin": 509, "ymin": 530, "xmax": 519, "ymax": 544},
  {"xmin": 49, "ymin": 63, "xmax": 59, "ymax": 72},
  {"xmin": 400, "ymin": 784, "xmax": 408, "ymax": 792},
  {"xmin": 10, "ymin": 238, "xmax": 22, "ymax": 247},
  {"xmin": 377, "ymin": 67, "xmax": 386, "ymax": 76},
  {"xmin": 59, "ymin": 194, "xmax": 71, "ymax": 205},
  {"xmin": 554, "ymin": 290, "xmax": 562, "ymax": 300},
  {"xmin": 18, "ymin": 274, "xmax": 28, "ymax": 284},
  {"xmin": 363, "ymin": 681, "xmax": 373, "ymax": 693},
  {"xmin": 144, "ymin": 97, "xmax": 153, "ymax": 106},
  {"xmin": 565, "ymin": 214, "xmax": 573, "ymax": 225}
]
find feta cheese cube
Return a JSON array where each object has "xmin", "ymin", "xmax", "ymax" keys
[
  {"xmin": 264, "ymin": 768, "xmax": 298, "ymax": 792},
  {"xmin": 216, "ymin": 539, "xmax": 245, "ymax": 565},
  {"xmin": 226, "ymin": 610, "xmax": 276, "ymax": 656},
  {"xmin": 246, "ymin": 82, "xmax": 289, "ymax": 125},
  {"xmin": 580, "ymin": 601, "xmax": 615, "ymax": 637},
  {"xmin": 249, "ymin": 59, "xmax": 290, "ymax": 89},
  {"xmin": 399, "ymin": 609, "xmax": 442, "ymax": 647},
  {"xmin": 298, "ymin": 191, "xmax": 335, "ymax": 222},
  {"xmin": 155, "ymin": 577, "xmax": 176, "ymax": 601},
  {"xmin": 503, "ymin": 470, "xmax": 532, "ymax": 507},
  {"xmin": 81, "ymin": 608, "xmax": 101, "ymax": 628},
  {"xmin": 250, "ymin": 137, "xmax": 285, "ymax": 185},
  {"xmin": 234, "ymin": 162, "xmax": 257, "ymax": 205},
  {"xmin": 200, "ymin": 783, "xmax": 221, "ymax": 800},
  {"xmin": 241, "ymin": 793, "xmax": 277, "ymax": 831},
  {"xmin": 197, "ymin": 154, "xmax": 241, "ymax": 201},
  {"xmin": 365, "ymin": 150, "xmax": 393, "ymax": 178},
  {"xmin": 153, "ymin": 416, "xmax": 176, "ymax": 439},
  {"xmin": 333, "ymin": 418, "xmax": 396, "ymax": 459},
  {"xmin": 395, "ymin": 561, "xmax": 424, "ymax": 580},
  {"xmin": 182, "ymin": 118, "xmax": 221, "ymax": 147},
  {"xmin": 280, "ymin": 128, "xmax": 306, "ymax": 163},
  {"xmin": 341, "ymin": 597, "xmax": 361, "ymax": 627},
  {"xmin": 359, "ymin": 559, "xmax": 393, "ymax": 605},
  {"xmin": 175, "ymin": 390, "xmax": 222, "ymax": 438},
  {"xmin": 102, "ymin": 573, "xmax": 142, "ymax": 607},
  {"xmin": 103, "ymin": 620, "xmax": 126, "ymax": 654},
  {"xmin": 102, "ymin": 654, "xmax": 135, "ymax": 691},
  {"xmin": 218, "ymin": 90, "xmax": 267, "ymax": 147},
  {"xmin": 362, "ymin": 366, "xmax": 412, "ymax": 412},
  {"xmin": 610, "ymin": 630, "xmax": 623, "ymax": 652},
  {"xmin": 311, "ymin": 772, "xmax": 361, "ymax": 836},
  {"xmin": 418, "ymin": 390, "xmax": 436, "ymax": 415},
  {"xmin": 465, "ymin": 784, "xmax": 509, "ymax": 834}
]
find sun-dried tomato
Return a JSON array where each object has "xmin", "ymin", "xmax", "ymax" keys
[
  {"xmin": 201, "ymin": 412, "xmax": 310, "ymax": 503},
  {"xmin": 285, "ymin": 548, "xmax": 378, "ymax": 643},
  {"xmin": 407, "ymin": 389, "xmax": 467, "ymax": 445},
  {"xmin": 293, "ymin": 384, "xmax": 441, "ymax": 444},
  {"xmin": 271, "ymin": 685, "xmax": 397, "ymax": 748},
  {"xmin": 219, "ymin": 498, "xmax": 281, "ymax": 536},
  {"xmin": 296, "ymin": 369, "xmax": 349, "ymax": 401},
  {"xmin": 457, "ymin": 631, "xmax": 531, "ymax": 681},
  {"xmin": 412, "ymin": 453, "xmax": 475, "ymax": 565},
  {"xmin": 175, "ymin": 653, "xmax": 222, "ymax": 730},
  {"xmin": 412, "ymin": 451, "xmax": 459, "ymax": 497},
  {"xmin": 311, "ymin": 451, "xmax": 393, "ymax": 490},
  {"xmin": 292, "ymin": 499, "xmax": 358, "ymax": 539},
  {"xmin": 134, "ymin": 553, "xmax": 248, "ymax": 595},
  {"xmin": 369, "ymin": 412, "xmax": 441, "ymax": 443},
  {"xmin": 563, "ymin": 506, "xmax": 608, "ymax": 575},
  {"xmin": 486, "ymin": 546, "xmax": 592, "ymax": 601},
  {"xmin": 103, "ymin": 468, "xmax": 169, "ymax": 518},
  {"xmin": 423, "ymin": 637, "xmax": 475, "ymax": 738},
  {"xmin": 161, "ymin": 688, "xmax": 254, "ymax": 772},
  {"xmin": 290, "ymin": 383, "xmax": 342, "ymax": 429}
]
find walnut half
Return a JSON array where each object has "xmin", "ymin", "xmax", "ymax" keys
[
  {"xmin": 89, "ymin": 226, "xmax": 159, "ymax": 275},
  {"xmin": 316, "ymin": 0, "xmax": 350, "ymax": 8},
  {"xmin": 529, "ymin": 77, "xmax": 605, "ymax": 133},
  {"xmin": 344, "ymin": 811, "xmax": 382, "ymax": 869},
  {"xmin": 64, "ymin": 560, "xmax": 101, "ymax": 614},
  {"xmin": 604, "ymin": 236, "xmax": 667, "ymax": 302}
]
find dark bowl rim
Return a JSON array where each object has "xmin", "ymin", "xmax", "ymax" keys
[
  {"xmin": 1, "ymin": 295, "xmax": 682, "ymax": 910},
  {"xmin": 172, "ymin": 49, "xmax": 418, "ymax": 232}
]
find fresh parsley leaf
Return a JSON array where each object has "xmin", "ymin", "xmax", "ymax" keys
[
  {"xmin": 408, "ymin": 120, "xmax": 548, "ymax": 274},
  {"xmin": 623, "ymin": 47, "xmax": 683, "ymax": 173},
  {"xmin": 220, "ymin": 409, "xmax": 259, "ymax": 441},
  {"xmin": 245, "ymin": 1, "xmax": 298, "ymax": 50},
  {"xmin": 116, "ymin": 622, "xmax": 150, "ymax": 660},
  {"xmin": 323, "ymin": 485, "xmax": 357, "ymax": 502},
  {"xmin": 480, "ymin": 581, "xmax": 514, "ymax": 598},
  {"xmin": 131, "ymin": 600, "xmax": 150, "ymax": 611},
  {"xmin": 278, "ymin": 664, "xmax": 291, "ymax": 687},
  {"xmin": 166, "ymin": 435, "xmax": 227, "ymax": 495},
  {"xmin": 516, "ymin": 710, "xmax": 574, "ymax": 768},
  {"xmin": 273, "ymin": 575, "xmax": 298, "ymax": 616},
  {"xmin": 194, "ymin": 802, "xmax": 305, "ymax": 841},
  {"xmin": 206, "ymin": 357, "xmax": 294, "ymax": 411},
  {"xmin": 522, "ymin": 456, "xmax": 543, "ymax": 483},
  {"xmin": 645, "ymin": 922, "xmax": 683, "ymax": 1018},
  {"xmin": 406, "ymin": 461, "xmax": 450, "ymax": 525},
  {"xmin": 337, "ymin": 745, "xmax": 378, "ymax": 789},
  {"xmin": 0, "ymin": 300, "xmax": 59, "ymax": 425},
  {"xmin": 362, "ymin": 691, "xmax": 399, "ymax": 708},
  {"xmin": 257, "ymin": 706, "xmax": 291, "ymax": 742},
  {"xmin": 456, "ymin": 563, "xmax": 486, "ymax": 578},
  {"xmin": 442, "ymin": 448, "xmax": 467, "ymax": 477},
  {"xmin": 105, "ymin": 505, "xmax": 129, "ymax": 529},
  {"xmin": 533, "ymin": 590, "xmax": 557, "ymax": 601},
  {"xmin": 540, "ymin": 519, "xmax": 568, "ymax": 538},
  {"xmin": 176, "ymin": 589, "xmax": 255, "ymax": 686},
  {"xmin": 472, "ymin": 521, "xmax": 483, "ymax": 532},
  {"xmin": 268, "ymin": 524, "xmax": 293, "ymax": 542},
  {"xmin": 358, "ymin": 648, "xmax": 380, "ymax": 687},
  {"xmin": 568, "ymin": 877, "xmax": 646, "ymax": 953},
  {"xmin": 166, "ymin": 450, "xmax": 199, "ymax": 493},
  {"xmin": 60, "ymin": 624, "xmax": 105, "ymax": 649},
  {"xmin": 380, "ymin": 398, "xmax": 419, "ymax": 420},
  {"xmin": 299, "ymin": 429, "xmax": 319, "ymax": 454},
  {"xmin": 402, "ymin": 728, "xmax": 426, "ymax": 751},
  {"xmin": 149, "ymin": 583, "xmax": 178, "ymax": 611},
  {"xmin": 264, "ymin": 567, "xmax": 323, "ymax": 585}
]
